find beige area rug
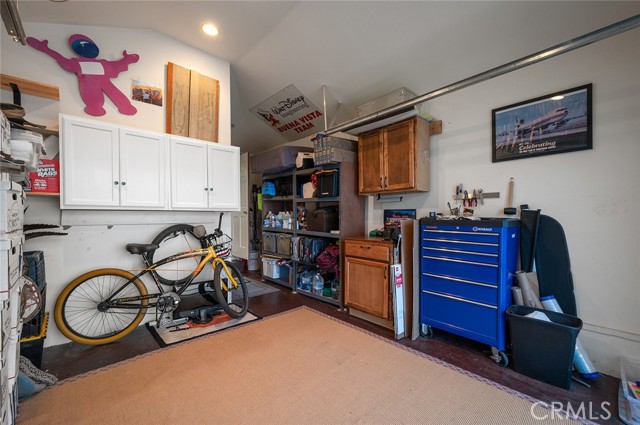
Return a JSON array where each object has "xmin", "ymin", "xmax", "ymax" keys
[{"xmin": 18, "ymin": 308, "xmax": 589, "ymax": 425}]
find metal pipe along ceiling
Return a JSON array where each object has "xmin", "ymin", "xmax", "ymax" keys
[{"xmin": 325, "ymin": 13, "xmax": 640, "ymax": 135}]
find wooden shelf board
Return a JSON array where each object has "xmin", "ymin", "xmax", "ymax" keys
[
  {"xmin": 26, "ymin": 192, "xmax": 60, "ymax": 197},
  {"xmin": 1, "ymin": 74, "xmax": 60, "ymax": 101}
]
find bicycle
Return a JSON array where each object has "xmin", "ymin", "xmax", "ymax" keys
[{"xmin": 54, "ymin": 213, "xmax": 249, "ymax": 345}]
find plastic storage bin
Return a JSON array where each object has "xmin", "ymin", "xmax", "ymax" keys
[
  {"xmin": 9, "ymin": 128, "xmax": 44, "ymax": 171},
  {"xmin": 276, "ymin": 234, "xmax": 292, "ymax": 256},
  {"xmin": 261, "ymin": 257, "xmax": 280, "ymax": 279},
  {"xmin": 506, "ymin": 305, "xmax": 582, "ymax": 390},
  {"xmin": 251, "ymin": 146, "xmax": 313, "ymax": 174},
  {"xmin": 277, "ymin": 262, "xmax": 290, "ymax": 284},
  {"xmin": 262, "ymin": 232, "xmax": 277, "ymax": 254},
  {"xmin": 619, "ymin": 356, "xmax": 640, "ymax": 424},
  {"xmin": 357, "ymin": 87, "xmax": 417, "ymax": 117}
]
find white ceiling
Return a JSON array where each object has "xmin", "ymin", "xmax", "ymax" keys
[{"xmin": 15, "ymin": 1, "xmax": 640, "ymax": 153}]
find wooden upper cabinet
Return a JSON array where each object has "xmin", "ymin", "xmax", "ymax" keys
[
  {"xmin": 358, "ymin": 116, "xmax": 431, "ymax": 195},
  {"xmin": 358, "ymin": 129, "xmax": 384, "ymax": 193}
]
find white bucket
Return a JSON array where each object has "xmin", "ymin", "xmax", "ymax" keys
[{"xmin": 248, "ymin": 250, "xmax": 259, "ymax": 271}]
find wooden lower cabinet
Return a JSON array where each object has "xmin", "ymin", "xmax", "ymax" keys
[{"xmin": 343, "ymin": 238, "xmax": 392, "ymax": 320}]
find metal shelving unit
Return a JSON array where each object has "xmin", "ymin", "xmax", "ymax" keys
[{"xmin": 261, "ymin": 161, "xmax": 364, "ymax": 308}]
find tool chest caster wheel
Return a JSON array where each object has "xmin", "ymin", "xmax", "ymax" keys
[
  {"xmin": 420, "ymin": 324, "xmax": 434, "ymax": 339},
  {"xmin": 490, "ymin": 347, "xmax": 509, "ymax": 367}
]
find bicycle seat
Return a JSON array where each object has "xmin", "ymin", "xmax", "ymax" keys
[{"xmin": 125, "ymin": 243, "xmax": 160, "ymax": 255}]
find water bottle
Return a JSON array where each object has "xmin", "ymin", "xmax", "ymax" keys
[
  {"xmin": 299, "ymin": 270, "xmax": 312, "ymax": 291},
  {"xmin": 312, "ymin": 273, "xmax": 324, "ymax": 295},
  {"xmin": 331, "ymin": 279, "xmax": 340, "ymax": 299},
  {"xmin": 263, "ymin": 211, "xmax": 273, "ymax": 228},
  {"xmin": 274, "ymin": 212, "xmax": 283, "ymax": 229}
]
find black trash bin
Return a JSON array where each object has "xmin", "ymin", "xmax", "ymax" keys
[{"xmin": 506, "ymin": 305, "xmax": 582, "ymax": 390}]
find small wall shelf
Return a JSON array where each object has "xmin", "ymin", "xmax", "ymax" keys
[
  {"xmin": 0, "ymin": 74, "xmax": 60, "ymax": 101},
  {"xmin": 26, "ymin": 192, "xmax": 60, "ymax": 197}
]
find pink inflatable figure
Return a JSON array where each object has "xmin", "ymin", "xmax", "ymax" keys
[{"xmin": 27, "ymin": 34, "xmax": 139, "ymax": 116}]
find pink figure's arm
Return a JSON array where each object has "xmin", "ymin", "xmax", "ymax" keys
[
  {"xmin": 26, "ymin": 37, "xmax": 78, "ymax": 72},
  {"xmin": 104, "ymin": 50, "xmax": 140, "ymax": 75}
]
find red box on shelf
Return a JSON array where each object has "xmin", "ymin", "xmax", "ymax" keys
[{"xmin": 27, "ymin": 159, "xmax": 60, "ymax": 193}]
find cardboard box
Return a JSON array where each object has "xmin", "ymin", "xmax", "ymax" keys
[
  {"xmin": 0, "ymin": 181, "xmax": 24, "ymax": 235},
  {"xmin": 27, "ymin": 159, "xmax": 60, "ymax": 193}
]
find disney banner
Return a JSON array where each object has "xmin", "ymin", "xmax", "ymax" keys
[{"xmin": 251, "ymin": 84, "xmax": 324, "ymax": 141}]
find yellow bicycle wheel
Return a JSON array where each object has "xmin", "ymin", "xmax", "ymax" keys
[
  {"xmin": 54, "ymin": 268, "xmax": 149, "ymax": 345},
  {"xmin": 213, "ymin": 261, "xmax": 249, "ymax": 319}
]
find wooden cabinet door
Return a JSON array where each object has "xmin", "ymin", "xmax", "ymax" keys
[
  {"xmin": 169, "ymin": 137, "xmax": 209, "ymax": 209},
  {"xmin": 61, "ymin": 116, "xmax": 119, "ymax": 207},
  {"xmin": 383, "ymin": 119, "xmax": 415, "ymax": 191},
  {"xmin": 344, "ymin": 256, "xmax": 389, "ymax": 319},
  {"xmin": 119, "ymin": 129, "xmax": 166, "ymax": 208},
  {"xmin": 208, "ymin": 144, "xmax": 240, "ymax": 211},
  {"xmin": 358, "ymin": 130, "xmax": 384, "ymax": 194}
]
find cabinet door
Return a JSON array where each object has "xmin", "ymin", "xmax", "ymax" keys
[
  {"xmin": 358, "ymin": 130, "xmax": 384, "ymax": 194},
  {"xmin": 231, "ymin": 152, "xmax": 249, "ymax": 258},
  {"xmin": 119, "ymin": 129, "xmax": 166, "ymax": 208},
  {"xmin": 208, "ymin": 144, "xmax": 240, "ymax": 211},
  {"xmin": 61, "ymin": 116, "xmax": 119, "ymax": 207},
  {"xmin": 170, "ymin": 137, "xmax": 209, "ymax": 209},
  {"xmin": 383, "ymin": 119, "xmax": 415, "ymax": 191},
  {"xmin": 344, "ymin": 256, "xmax": 389, "ymax": 319}
]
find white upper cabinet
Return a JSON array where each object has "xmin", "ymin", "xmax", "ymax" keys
[
  {"xmin": 60, "ymin": 114, "xmax": 239, "ymax": 211},
  {"xmin": 170, "ymin": 136, "xmax": 240, "ymax": 211},
  {"xmin": 170, "ymin": 136, "xmax": 209, "ymax": 209},
  {"xmin": 61, "ymin": 114, "xmax": 167, "ymax": 210},
  {"xmin": 119, "ymin": 128, "xmax": 166, "ymax": 208},
  {"xmin": 61, "ymin": 116, "xmax": 120, "ymax": 207},
  {"xmin": 208, "ymin": 143, "xmax": 240, "ymax": 211}
]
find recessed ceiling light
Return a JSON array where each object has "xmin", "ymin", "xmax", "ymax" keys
[
  {"xmin": 550, "ymin": 95, "xmax": 564, "ymax": 101},
  {"xmin": 201, "ymin": 23, "xmax": 219, "ymax": 37}
]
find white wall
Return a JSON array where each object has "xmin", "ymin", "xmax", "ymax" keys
[
  {"xmin": 366, "ymin": 30, "xmax": 640, "ymax": 377},
  {"xmin": 1, "ymin": 22, "xmax": 231, "ymax": 144},
  {"xmin": 1, "ymin": 22, "xmax": 233, "ymax": 347}
]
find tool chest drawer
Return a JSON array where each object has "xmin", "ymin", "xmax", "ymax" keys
[
  {"xmin": 422, "ymin": 273, "xmax": 497, "ymax": 306},
  {"xmin": 421, "ymin": 256, "xmax": 499, "ymax": 285},
  {"xmin": 419, "ymin": 218, "xmax": 519, "ymax": 353},
  {"xmin": 422, "ymin": 246, "xmax": 500, "ymax": 266},
  {"xmin": 422, "ymin": 228, "xmax": 500, "ymax": 245},
  {"xmin": 421, "ymin": 290, "xmax": 498, "ymax": 343},
  {"xmin": 420, "ymin": 236, "xmax": 500, "ymax": 255}
]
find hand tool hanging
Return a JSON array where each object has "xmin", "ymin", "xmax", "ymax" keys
[{"xmin": 504, "ymin": 178, "xmax": 517, "ymax": 215}]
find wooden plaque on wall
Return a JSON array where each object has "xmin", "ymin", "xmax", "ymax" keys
[
  {"xmin": 166, "ymin": 63, "xmax": 219, "ymax": 142},
  {"xmin": 166, "ymin": 62, "xmax": 191, "ymax": 137},
  {"xmin": 188, "ymin": 70, "xmax": 219, "ymax": 143}
]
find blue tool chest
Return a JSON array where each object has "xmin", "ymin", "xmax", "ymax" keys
[{"xmin": 419, "ymin": 218, "xmax": 519, "ymax": 353}]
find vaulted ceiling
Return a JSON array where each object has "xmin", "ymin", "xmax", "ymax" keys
[{"xmin": 14, "ymin": 1, "xmax": 640, "ymax": 153}]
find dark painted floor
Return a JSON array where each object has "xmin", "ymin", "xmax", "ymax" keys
[{"xmin": 41, "ymin": 272, "xmax": 623, "ymax": 424}]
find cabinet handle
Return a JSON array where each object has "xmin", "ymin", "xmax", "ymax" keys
[
  {"xmin": 114, "ymin": 181, "xmax": 119, "ymax": 186},
  {"xmin": 359, "ymin": 245, "xmax": 370, "ymax": 249},
  {"xmin": 204, "ymin": 187, "xmax": 208, "ymax": 191},
  {"xmin": 380, "ymin": 177, "xmax": 383, "ymax": 188},
  {"xmin": 121, "ymin": 181, "xmax": 126, "ymax": 186},
  {"xmin": 209, "ymin": 188, "xmax": 213, "ymax": 191},
  {"xmin": 384, "ymin": 176, "xmax": 388, "ymax": 187}
]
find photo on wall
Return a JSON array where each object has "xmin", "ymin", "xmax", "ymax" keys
[
  {"xmin": 492, "ymin": 84, "xmax": 592, "ymax": 162},
  {"xmin": 131, "ymin": 80, "xmax": 163, "ymax": 107}
]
